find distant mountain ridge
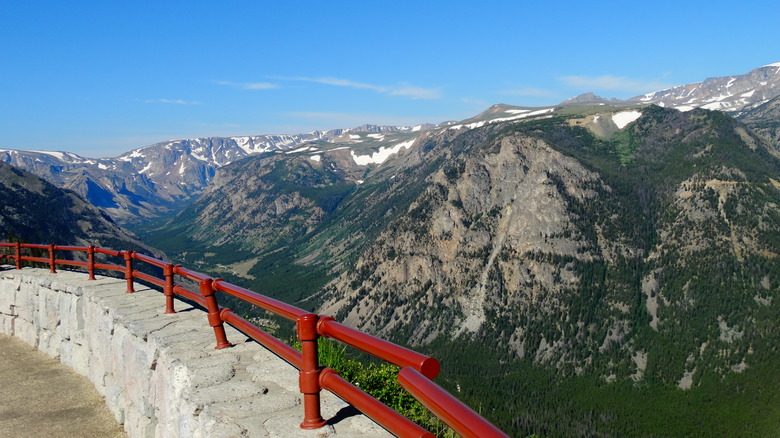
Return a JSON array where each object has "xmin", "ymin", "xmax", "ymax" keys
[
  {"xmin": 2, "ymin": 62, "xmax": 780, "ymax": 226},
  {"xmin": 0, "ymin": 124, "xmax": 435, "ymax": 223},
  {"xmin": 630, "ymin": 61, "xmax": 780, "ymax": 112},
  {"xmin": 563, "ymin": 62, "xmax": 780, "ymax": 113},
  {"xmin": 0, "ymin": 161, "xmax": 157, "ymax": 254}
]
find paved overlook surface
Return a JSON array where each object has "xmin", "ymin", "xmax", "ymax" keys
[
  {"xmin": 0, "ymin": 268, "xmax": 391, "ymax": 437},
  {"xmin": 0, "ymin": 334, "xmax": 126, "ymax": 437}
]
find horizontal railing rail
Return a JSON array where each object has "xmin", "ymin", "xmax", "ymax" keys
[{"xmin": 0, "ymin": 242, "xmax": 508, "ymax": 438}]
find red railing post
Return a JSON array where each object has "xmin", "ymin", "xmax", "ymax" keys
[
  {"xmin": 48, "ymin": 244, "xmax": 56, "ymax": 273},
  {"xmin": 124, "ymin": 251, "xmax": 135, "ymax": 293},
  {"xmin": 14, "ymin": 242, "xmax": 21, "ymax": 270},
  {"xmin": 199, "ymin": 278, "xmax": 232, "ymax": 349},
  {"xmin": 163, "ymin": 264, "xmax": 177, "ymax": 314},
  {"xmin": 298, "ymin": 313, "xmax": 326, "ymax": 430},
  {"xmin": 87, "ymin": 245, "xmax": 96, "ymax": 280}
]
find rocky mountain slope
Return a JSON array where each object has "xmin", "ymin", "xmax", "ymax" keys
[
  {"xmin": 326, "ymin": 106, "xmax": 779, "ymax": 381},
  {"xmin": 737, "ymin": 94, "xmax": 780, "ymax": 149},
  {"xmin": 0, "ymin": 161, "xmax": 158, "ymax": 254}
]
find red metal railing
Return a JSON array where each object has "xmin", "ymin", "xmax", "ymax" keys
[{"xmin": 0, "ymin": 242, "xmax": 508, "ymax": 438}]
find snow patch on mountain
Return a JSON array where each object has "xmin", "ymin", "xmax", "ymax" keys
[
  {"xmin": 351, "ymin": 139, "xmax": 416, "ymax": 165},
  {"xmin": 612, "ymin": 111, "xmax": 642, "ymax": 129},
  {"xmin": 449, "ymin": 107, "xmax": 555, "ymax": 131}
]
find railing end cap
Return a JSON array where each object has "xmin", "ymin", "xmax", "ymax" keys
[{"xmin": 420, "ymin": 357, "xmax": 441, "ymax": 380}]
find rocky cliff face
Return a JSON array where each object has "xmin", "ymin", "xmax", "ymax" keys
[
  {"xmin": 320, "ymin": 132, "xmax": 615, "ymax": 346},
  {"xmin": 738, "ymin": 95, "xmax": 780, "ymax": 151}
]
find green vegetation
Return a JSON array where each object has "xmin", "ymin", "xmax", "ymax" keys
[
  {"xmin": 300, "ymin": 339, "xmax": 457, "ymax": 437},
  {"xmin": 424, "ymin": 338, "xmax": 780, "ymax": 437}
]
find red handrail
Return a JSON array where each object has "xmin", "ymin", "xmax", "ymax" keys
[
  {"xmin": 318, "ymin": 318, "xmax": 440, "ymax": 379},
  {"xmin": 94, "ymin": 247, "xmax": 122, "ymax": 256},
  {"xmin": 399, "ymin": 368, "xmax": 509, "ymax": 438},
  {"xmin": 213, "ymin": 280, "xmax": 308, "ymax": 321},
  {"xmin": 0, "ymin": 241, "xmax": 508, "ymax": 437},
  {"xmin": 132, "ymin": 252, "xmax": 167, "ymax": 268},
  {"xmin": 132, "ymin": 270, "xmax": 165, "ymax": 288},
  {"xmin": 220, "ymin": 309, "xmax": 303, "ymax": 368},
  {"xmin": 320, "ymin": 368, "xmax": 435, "ymax": 438},
  {"xmin": 54, "ymin": 245, "xmax": 89, "ymax": 251}
]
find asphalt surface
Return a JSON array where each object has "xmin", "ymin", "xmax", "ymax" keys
[{"xmin": 0, "ymin": 334, "xmax": 126, "ymax": 438}]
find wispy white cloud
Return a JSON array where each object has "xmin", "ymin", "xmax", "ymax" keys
[
  {"xmin": 390, "ymin": 84, "xmax": 441, "ymax": 100},
  {"xmin": 461, "ymin": 97, "xmax": 489, "ymax": 107},
  {"xmin": 214, "ymin": 80, "xmax": 278, "ymax": 90},
  {"xmin": 279, "ymin": 76, "xmax": 441, "ymax": 100},
  {"xmin": 143, "ymin": 98, "xmax": 202, "ymax": 105},
  {"xmin": 285, "ymin": 111, "xmax": 436, "ymax": 128},
  {"xmin": 297, "ymin": 77, "xmax": 389, "ymax": 93},
  {"xmin": 287, "ymin": 111, "xmax": 357, "ymax": 120},
  {"xmin": 500, "ymin": 87, "xmax": 558, "ymax": 98},
  {"xmin": 559, "ymin": 75, "xmax": 673, "ymax": 93}
]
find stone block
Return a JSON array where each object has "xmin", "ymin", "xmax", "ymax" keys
[
  {"xmin": 0, "ymin": 280, "xmax": 17, "ymax": 314},
  {"xmin": 54, "ymin": 291, "xmax": 77, "ymax": 341},
  {"xmin": 36, "ymin": 288, "xmax": 61, "ymax": 332},
  {"xmin": 0, "ymin": 313, "xmax": 15, "ymax": 335},
  {"xmin": 104, "ymin": 373, "xmax": 126, "ymax": 423},
  {"xmin": 70, "ymin": 341, "xmax": 90, "ymax": 376},
  {"xmin": 87, "ymin": 348, "xmax": 107, "ymax": 396},
  {"xmin": 14, "ymin": 317, "xmax": 38, "ymax": 347},
  {"xmin": 15, "ymin": 283, "xmax": 38, "ymax": 321},
  {"xmin": 124, "ymin": 407, "xmax": 157, "ymax": 438},
  {"xmin": 38, "ymin": 328, "xmax": 64, "ymax": 359}
]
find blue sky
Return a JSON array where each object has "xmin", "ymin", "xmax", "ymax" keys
[{"xmin": 1, "ymin": 1, "xmax": 778, "ymax": 158}]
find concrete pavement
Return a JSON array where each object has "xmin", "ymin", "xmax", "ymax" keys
[{"xmin": 0, "ymin": 333, "xmax": 126, "ymax": 438}]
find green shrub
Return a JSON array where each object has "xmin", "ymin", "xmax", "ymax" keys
[{"xmin": 293, "ymin": 339, "xmax": 456, "ymax": 436}]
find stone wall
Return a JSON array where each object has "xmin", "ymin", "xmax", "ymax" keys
[{"xmin": 0, "ymin": 267, "xmax": 389, "ymax": 438}]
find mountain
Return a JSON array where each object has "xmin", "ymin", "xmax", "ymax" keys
[
  {"xmin": 0, "ymin": 161, "xmax": 158, "ymax": 255},
  {"xmin": 561, "ymin": 92, "xmax": 623, "ymax": 106},
  {"xmin": 145, "ymin": 103, "xmax": 780, "ymax": 436},
  {"xmin": 737, "ymin": 94, "xmax": 780, "ymax": 150},
  {"xmin": 561, "ymin": 62, "xmax": 780, "ymax": 115},
  {"xmin": 140, "ymin": 105, "xmax": 561, "ymax": 285},
  {"xmin": 0, "ymin": 125, "xmax": 435, "ymax": 224},
  {"xmin": 628, "ymin": 62, "xmax": 780, "ymax": 113}
]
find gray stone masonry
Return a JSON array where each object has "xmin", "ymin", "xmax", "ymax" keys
[{"xmin": 0, "ymin": 267, "xmax": 392, "ymax": 438}]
